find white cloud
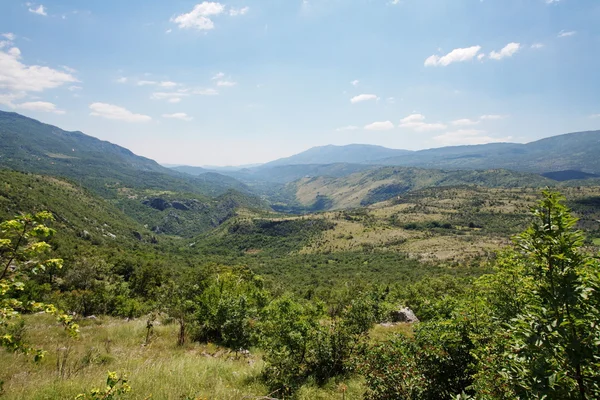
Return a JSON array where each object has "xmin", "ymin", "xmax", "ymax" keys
[
  {"xmin": 116, "ymin": 77, "xmax": 128, "ymax": 83},
  {"xmin": 452, "ymin": 118, "xmax": 479, "ymax": 126},
  {"xmin": 160, "ymin": 81, "xmax": 178, "ymax": 88},
  {"xmin": 89, "ymin": 103, "xmax": 151, "ymax": 123},
  {"xmin": 137, "ymin": 80, "xmax": 157, "ymax": 86},
  {"xmin": 0, "ymin": 46, "xmax": 78, "ymax": 103},
  {"xmin": 193, "ymin": 88, "xmax": 219, "ymax": 95},
  {"xmin": 531, "ymin": 43, "xmax": 544, "ymax": 49},
  {"xmin": 350, "ymin": 94, "xmax": 378, "ymax": 104},
  {"xmin": 336, "ymin": 125, "xmax": 360, "ymax": 132},
  {"xmin": 434, "ymin": 129, "xmax": 512, "ymax": 146},
  {"xmin": 489, "ymin": 42, "xmax": 521, "ymax": 60},
  {"xmin": 171, "ymin": 2, "xmax": 225, "ymax": 30},
  {"xmin": 364, "ymin": 121, "xmax": 394, "ymax": 131},
  {"xmin": 28, "ymin": 5, "xmax": 47, "ymax": 16},
  {"xmin": 62, "ymin": 65, "xmax": 77, "ymax": 74},
  {"xmin": 2, "ymin": 33, "xmax": 16, "ymax": 41},
  {"xmin": 546, "ymin": 0, "xmax": 560, "ymax": 4},
  {"xmin": 163, "ymin": 112, "xmax": 193, "ymax": 121},
  {"xmin": 16, "ymin": 101, "xmax": 65, "ymax": 114},
  {"xmin": 351, "ymin": 80, "xmax": 359, "ymax": 86},
  {"xmin": 480, "ymin": 114, "xmax": 507, "ymax": 120},
  {"xmin": 212, "ymin": 72, "xmax": 225, "ymax": 80},
  {"xmin": 217, "ymin": 80, "xmax": 237, "ymax": 87},
  {"xmin": 229, "ymin": 6, "xmax": 249, "ymax": 16},
  {"xmin": 150, "ymin": 92, "xmax": 190, "ymax": 102},
  {"xmin": 424, "ymin": 46, "xmax": 481, "ymax": 67},
  {"xmin": 68, "ymin": 85, "xmax": 82, "ymax": 91},
  {"xmin": 558, "ymin": 30, "xmax": 576, "ymax": 38},
  {"xmin": 477, "ymin": 53, "xmax": 485, "ymax": 61},
  {"xmin": 399, "ymin": 114, "xmax": 446, "ymax": 132}
]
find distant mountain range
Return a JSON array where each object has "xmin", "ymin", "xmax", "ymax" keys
[
  {"xmin": 259, "ymin": 131, "xmax": 600, "ymax": 174},
  {"xmin": 171, "ymin": 131, "xmax": 600, "ymax": 185}
]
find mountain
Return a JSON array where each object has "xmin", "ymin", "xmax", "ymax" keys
[
  {"xmin": 288, "ymin": 166, "xmax": 556, "ymax": 210},
  {"xmin": 0, "ymin": 110, "xmax": 250, "ymax": 197},
  {"xmin": 262, "ymin": 131, "xmax": 600, "ymax": 176},
  {"xmin": 377, "ymin": 131, "xmax": 600, "ymax": 174},
  {"xmin": 261, "ymin": 144, "xmax": 412, "ymax": 167},
  {"xmin": 0, "ymin": 110, "xmax": 268, "ymax": 236},
  {"xmin": 221, "ymin": 163, "xmax": 378, "ymax": 184}
]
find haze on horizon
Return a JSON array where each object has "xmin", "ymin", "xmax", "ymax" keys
[{"xmin": 1, "ymin": 0, "xmax": 599, "ymax": 166}]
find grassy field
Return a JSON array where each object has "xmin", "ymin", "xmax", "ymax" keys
[
  {"xmin": 0, "ymin": 315, "xmax": 372, "ymax": 400},
  {"xmin": 292, "ymin": 186, "xmax": 600, "ymax": 261}
]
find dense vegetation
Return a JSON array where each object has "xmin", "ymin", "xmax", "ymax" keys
[{"xmin": 1, "ymin": 112, "xmax": 600, "ymax": 398}]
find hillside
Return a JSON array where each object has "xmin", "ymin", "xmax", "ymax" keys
[
  {"xmin": 261, "ymin": 144, "xmax": 411, "ymax": 167},
  {"xmin": 0, "ymin": 110, "xmax": 250, "ymax": 197},
  {"xmin": 288, "ymin": 166, "xmax": 556, "ymax": 210}
]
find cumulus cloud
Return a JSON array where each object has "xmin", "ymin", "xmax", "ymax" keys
[
  {"xmin": 89, "ymin": 103, "xmax": 151, "ymax": 123},
  {"xmin": 424, "ymin": 46, "xmax": 481, "ymax": 67},
  {"xmin": 163, "ymin": 112, "xmax": 193, "ymax": 121},
  {"xmin": 229, "ymin": 6, "xmax": 249, "ymax": 16},
  {"xmin": 350, "ymin": 94, "xmax": 378, "ymax": 104},
  {"xmin": 364, "ymin": 121, "xmax": 394, "ymax": 131},
  {"xmin": 16, "ymin": 101, "xmax": 65, "ymax": 114},
  {"xmin": 399, "ymin": 114, "xmax": 446, "ymax": 132},
  {"xmin": 0, "ymin": 45, "xmax": 78, "ymax": 107},
  {"xmin": 434, "ymin": 129, "xmax": 512, "ymax": 146},
  {"xmin": 160, "ymin": 81, "xmax": 178, "ymax": 88},
  {"xmin": 480, "ymin": 114, "xmax": 507, "ymax": 120},
  {"xmin": 336, "ymin": 125, "xmax": 360, "ymax": 132},
  {"xmin": 489, "ymin": 42, "xmax": 521, "ymax": 60},
  {"xmin": 2, "ymin": 33, "xmax": 16, "ymax": 41},
  {"xmin": 212, "ymin": 72, "xmax": 225, "ymax": 80},
  {"xmin": 171, "ymin": 2, "xmax": 226, "ymax": 30},
  {"xmin": 531, "ymin": 43, "xmax": 544, "ymax": 49},
  {"xmin": 150, "ymin": 91, "xmax": 190, "ymax": 103},
  {"xmin": 28, "ymin": 4, "xmax": 47, "ymax": 16},
  {"xmin": 351, "ymin": 80, "xmax": 359, "ymax": 86},
  {"xmin": 116, "ymin": 77, "xmax": 128, "ymax": 84},
  {"xmin": 558, "ymin": 30, "xmax": 576, "ymax": 38},
  {"xmin": 452, "ymin": 118, "xmax": 479, "ymax": 126}
]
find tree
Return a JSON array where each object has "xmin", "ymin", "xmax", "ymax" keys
[
  {"xmin": 0, "ymin": 212, "xmax": 78, "ymax": 359},
  {"xmin": 502, "ymin": 191, "xmax": 600, "ymax": 399}
]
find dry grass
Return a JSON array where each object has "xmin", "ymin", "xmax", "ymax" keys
[{"xmin": 0, "ymin": 315, "xmax": 369, "ymax": 400}]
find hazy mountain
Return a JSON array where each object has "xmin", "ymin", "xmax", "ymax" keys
[
  {"xmin": 262, "ymin": 144, "xmax": 412, "ymax": 167},
  {"xmin": 263, "ymin": 131, "xmax": 600, "ymax": 176},
  {"xmin": 377, "ymin": 131, "xmax": 600, "ymax": 174}
]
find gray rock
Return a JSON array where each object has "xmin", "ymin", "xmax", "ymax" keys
[{"xmin": 390, "ymin": 307, "xmax": 419, "ymax": 323}]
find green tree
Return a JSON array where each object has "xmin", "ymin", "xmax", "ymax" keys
[
  {"xmin": 502, "ymin": 191, "xmax": 600, "ymax": 399},
  {"xmin": 0, "ymin": 212, "xmax": 78, "ymax": 359}
]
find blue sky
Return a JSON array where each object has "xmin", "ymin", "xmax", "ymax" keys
[{"xmin": 0, "ymin": 0, "xmax": 599, "ymax": 166}]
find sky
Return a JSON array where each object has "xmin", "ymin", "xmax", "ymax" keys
[{"xmin": 0, "ymin": 0, "xmax": 599, "ymax": 166}]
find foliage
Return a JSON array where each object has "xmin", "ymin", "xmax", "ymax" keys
[
  {"xmin": 0, "ymin": 212, "xmax": 78, "ymax": 359},
  {"xmin": 192, "ymin": 269, "xmax": 269, "ymax": 350},
  {"xmin": 259, "ymin": 294, "xmax": 376, "ymax": 396},
  {"xmin": 361, "ymin": 191, "xmax": 600, "ymax": 399},
  {"xmin": 75, "ymin": 371, "xmax": 131, "ymax": 400}
]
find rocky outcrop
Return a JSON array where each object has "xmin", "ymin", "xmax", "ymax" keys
[{"xmin": 390, "ymin": 307, "xmax": 419, "ymax": 323}]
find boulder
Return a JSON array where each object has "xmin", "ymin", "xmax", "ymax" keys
[{"xmin": 390, "ymin": 307, "xmax": 419, "ymax": 323}]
